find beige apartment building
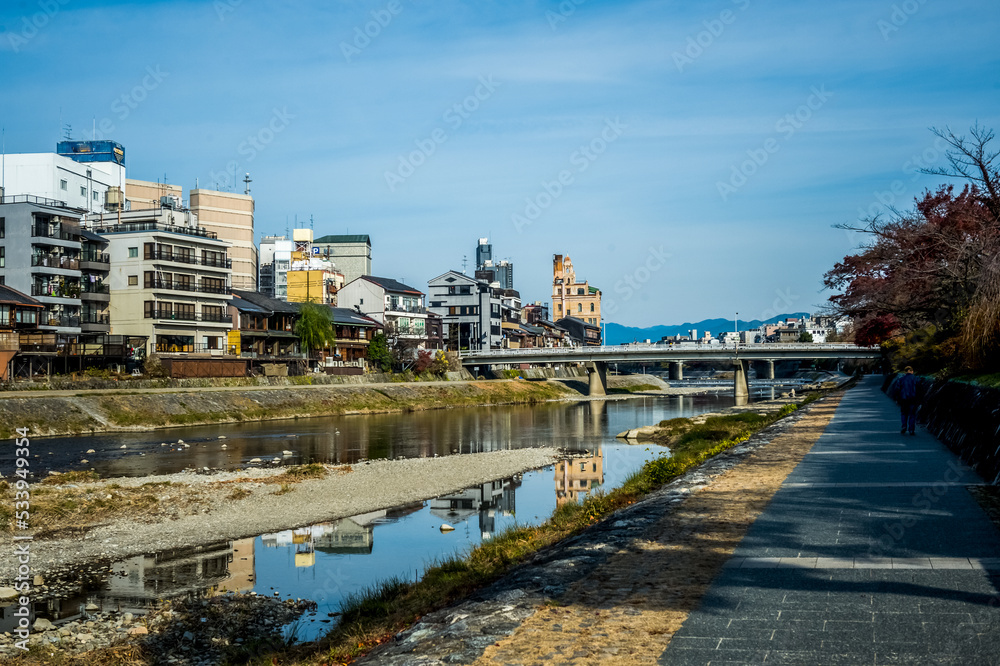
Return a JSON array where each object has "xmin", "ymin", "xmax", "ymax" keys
[
  {"xmin": 124, "ymin": 179, "xmax": 256, "ymax": 291},
  {"xmin": 125, "ymin": 178, "xmax": 182, "ymax": 210},
  {"xmin": 87, "ymin": 207, "xmax": 233, "ymax": 354},
  {"xmin": 190, "ymin": 189, "xmax": 257, "ymax": 291},
  {"xmin": 552, "ymin": 254, "xmax": 601, "ymax": 326}
]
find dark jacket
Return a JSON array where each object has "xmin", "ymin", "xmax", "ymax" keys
[{"xmin": 897, "ymin": 373, "xmax": 917, "ymax": 401}]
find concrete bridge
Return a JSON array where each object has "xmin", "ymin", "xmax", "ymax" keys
[{"xmin": 459, "ymin": 343, "xmax": 881, "ymax": 397}]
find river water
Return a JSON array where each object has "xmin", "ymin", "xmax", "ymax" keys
[{"xmin": 10, "ymin": 392, "xmax": 735, "ymax": 641}]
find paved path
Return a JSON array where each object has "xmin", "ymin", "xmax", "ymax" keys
[{"xmin": 660, "ymin": 376, "xmax": 1000, "ymax": 665}]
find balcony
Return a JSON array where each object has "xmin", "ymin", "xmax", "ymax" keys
[
  {"xmin": 144, "ymin": 248, "xmax": 232, "ymax": 269},
  {"xmin": 79, "ymin": 250, "xmax": 110, "ymax": 270},
  {"xmin": 80, "ymin": 312, "xmax": 111, "ymax": 333},
  {"xmin": 387, "ymin": 304, "xmax": 427, "ymax": 314},
  {"xmin": 145, "ymin": 278, "xmax": 230, "ymax": 295},
  {"xmin": 40, "ymin": 314, "xmax": 81, "ymax": 329},
  {"xmin": 146, "ymin": 309, "xmax": 233, "ymax": 324},
  {"xmin": 91, "ymin": 220, "xmax": 218, "ymax": 240},
  {"xmin": 80, "ymin": 282, "xmax": 110, "ymax": 303},
  {"xmin": 80, "ymin": 312, "xmax": 110, "ymax": 325},
  {"xmin": 32, "ymin": 223, "xmax": 80, "ymax": 242},
  {"xmin": 31, "ymin": 254, "xmax": 80, "ymax": 271},
  {"xmin": 31, "ymin": 284, "xmax": 81, "ymax": 300}
]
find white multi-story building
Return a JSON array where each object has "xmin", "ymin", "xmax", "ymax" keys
[
  {"xmin": 1, "ymin": 141, "xmax": 126, "ymax": 214},
  {"xmin": 426, "ymin": 270, "xmax": 501, "ymax": 350},
  {"xmin": 86, "ymin": 206, "xmax": 233, "ymax": 354},
  {"xmin": 337, "ymin": 276, "xmax": 430, "ymax": 346},
  {"xmin": 258, "ymin": 235, "xmax": 293, "ymax": 299}
]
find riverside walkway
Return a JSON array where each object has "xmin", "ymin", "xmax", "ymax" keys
[{"xmin": 660, "ymin": 376, "xmax": 1000, "ymax": 664}]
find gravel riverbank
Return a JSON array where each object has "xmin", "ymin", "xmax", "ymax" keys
[{"xmin": 0, "ymin": 448, "xmax": 560, "ymax": 581}]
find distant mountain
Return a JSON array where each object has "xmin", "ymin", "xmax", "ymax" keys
[{"xmin": 604, "ymin": 313, "xmax": 810, "ymax": 345}]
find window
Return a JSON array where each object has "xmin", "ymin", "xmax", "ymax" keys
[
  {"xmin": 577, "ymin": 303, "xmax": 583, "ymax": 312},
  {"xmin": 459, "ymin": 286, "xmax": 471, "ymax": 295},
  {"xmin": 128, "ymin": 247, "xmax": 138, "ymax": 258},
  {"xmin": 577, "ymin": 288, "xmax": 585, "ymax": 295},
  {"xmin": 590, "ymin": 303, "xmax": 595, "ymax": 312},
  {"xmin": 0, "ymin": 246, "xmax": 4, "ymax": 268},
  {"xmin": 144, "ymin": 301, "xmax": 155, "ymax": 318},
  {"xmin": 203, "ymin": 305, "xmax": 224, "ymax": 322},
  {"xmin": 60, "ymin": 180, "xmax": 68, "ymax": 191},
  {"xmin": 92, "ymin": 191, "xmax": 99, "ymax": 201},
  {"xmin": 128, "ymin": 275, "xmax": 138, "ymax": 286},
  {"xmin": 80, "ymin": 186, "xmax": 86, "ymax": 197},
  {"xmin": 359, "ymin": 298, "xmax": 363, "ymax": 305},
  {"xmin": 0, "ymin": 217, "xmax": 4, "ymax": 238}
]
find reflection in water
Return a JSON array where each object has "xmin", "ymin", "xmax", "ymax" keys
[
  {"xmin": 5, "ymin": 393, "xmax": 733, "ymax": 479},
  {"xmin": 555, "ymin": 449, "xmax": 604, "ymax": 506},
  {"xmin": 430, "ymin": 477, "xmax": 519, "ymax": 539},
  {"xmin": 4, "ymin": 394, "xmax": 735, "ymax": 641}
]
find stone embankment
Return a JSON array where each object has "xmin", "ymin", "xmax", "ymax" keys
[
  {"xmin": 0, "ymin": 379, "xmax": 576, "ymax": 438},
  {"xmin": 905, "ymin": 377, "xmax": 1000, "ymax": 485}
]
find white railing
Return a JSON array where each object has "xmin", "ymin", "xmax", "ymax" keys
[{"xmin": 462, "ymin": 343, "xmax": 875, "ymax": 358}]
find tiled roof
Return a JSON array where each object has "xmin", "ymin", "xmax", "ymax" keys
[
  {"xmin": 362, "ymin": 276, "xmax": 423, "ymax": 295},
  {"xmin": 0, "ymin": 285, "xmax": 43, "ymax": 308}
]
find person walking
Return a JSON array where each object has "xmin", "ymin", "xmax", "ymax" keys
[{"xmin": 896, "ymin": 366, "xmax": 918, "ymax": 435}]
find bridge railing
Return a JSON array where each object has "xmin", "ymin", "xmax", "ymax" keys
[{"xmin": 460, "ymin": 343, "xmax": 876, "ymax": 358}]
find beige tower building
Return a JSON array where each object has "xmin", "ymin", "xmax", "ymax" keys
[
  {"xmin": 190, "ymin": 188, "xmax": 257, "ymax": 291},
  {"xmin": 552, "ymin": 254, "xmax": 601, "ymax": 326},
  {"xmin": 125, "ymin": 178, "xmax": 182, "ymax": 210}
]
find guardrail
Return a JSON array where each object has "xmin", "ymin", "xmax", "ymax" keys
[{"xmin": 463, "ymin": 343, "xmax": 876, "ymax": 357}]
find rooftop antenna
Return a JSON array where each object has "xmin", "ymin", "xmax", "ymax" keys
[
  {"xmin": 2, "ymin": 127, "xmax": 5, "ymax": 197},
  {"xmin": 285, "ymin": 215, "xmax": 289, "ymax": 238},
  {"xmin": 310, "ymin": 214, "xmax": 314, "ymax": 231},
  {"xmin": 63, "ymin": 124, "xmax": 72, "ymax": 140},
  {"xmin": 92, "ymin": 117, "xmax": 96, "ymax": 140},
  {"xmin": 243, "ymin": 172, "xmax": 252, "ymax": 196},
  {"xmin": 462, "ymin": 255, "xmax": 468, "ymax": 274}
]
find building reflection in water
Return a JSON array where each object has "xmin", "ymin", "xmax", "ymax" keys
[
  {"xmin": 555, "ymin": 446, "xmax": 605, "ymax": 506},
  {"xmin": 430, "ymin": 476, "xmax": 520, "ymax": 539}
]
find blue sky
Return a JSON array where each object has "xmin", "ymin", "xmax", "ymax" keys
[{"xmin": 2, "ymin": 0, "xmax": 998, "ymax": 327}]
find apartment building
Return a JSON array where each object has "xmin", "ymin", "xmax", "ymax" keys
[
  {"xmin": 426, "ymin": 270, "xmax": 501, "ymax": 351},
  {"xmin": 0, "ymin": 196, "xmax": 85, "ymax": 338},
  {"xmin": 0, "ymin": 141, "xmax": 126, "ymax": 214},
  {"xmin": 87, "ymin": 206, "xmax": 233, "ymax": 354},
  {"xmin": 338, "ymin": 276, "xmax": 431, "ymax": 347},
  {"xmin": 312, "ymin": 234, "xmax": 372, "ymax": 284},
  {"xmin": 190, "ymin": 188, "xmax": 257, "ymax": 291}
]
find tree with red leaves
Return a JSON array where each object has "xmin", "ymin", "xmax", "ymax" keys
[{"xmin": 824, "ymin": 125, "xmax": 1000, "ymax": 368}]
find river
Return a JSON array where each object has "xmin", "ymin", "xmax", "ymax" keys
[{"xmin": 9, "ymin": 392, "xmax": 735, "ymax": 641}]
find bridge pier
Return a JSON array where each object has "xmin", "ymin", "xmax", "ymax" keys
[
  {"xmin": 586, "ymin": 361, "xmax": 608, "ymax": 396},
  {"xmin": 669, "ymin": 361, "xmax": 684, "ymax": 381},
  {"xmin": 733, "ymin": 359, "xmax": 749, "ymax": 402},
  {"xmin": 765, "ymin": 360, "xmax": 775, "ymax": 380}
]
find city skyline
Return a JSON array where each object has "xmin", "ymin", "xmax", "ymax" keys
[{"xmin": 2, "ymin": 0, "xmax": 998, "ymax": 326}]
